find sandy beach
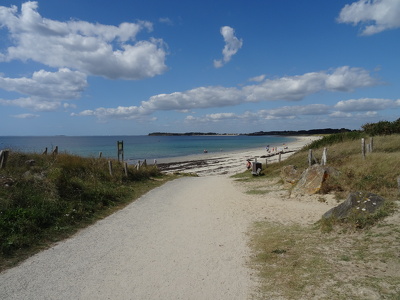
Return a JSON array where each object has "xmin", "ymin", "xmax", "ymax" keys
[
  {"xmin": 0, "ymin": 135, "xmax": 333, "ymax": 299},
  {"xmin": 156, "ymin": 135, "xmax": 320, "ymax": 176}
]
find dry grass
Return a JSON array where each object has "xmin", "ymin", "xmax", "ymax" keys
[{"xmin": 249, "ymin": 217, "xmax": 400, "ymax": 299}]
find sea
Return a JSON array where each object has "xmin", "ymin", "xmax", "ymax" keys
[{"xmin": 0, "ymin": 135, "xmax": 294, "ymax": 163}]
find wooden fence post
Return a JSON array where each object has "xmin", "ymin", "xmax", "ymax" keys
[
  {"xmin": 117, "ymin": 141, "xmax": 124, "ymax": 162},
  {"xmin": 361, "ymin": 138, "xmax": 366, "ymax": 159},
  {"xmin": 99, "ymin": 152, "xmax": 102, "ymax": 158},
  {"xmin": 308, "ymin": 149, "xmax": 319, "ymax": 165},
  {"xmin": 370, "ymin": 137, "xmax": 374, "ymax": 152},
  {"xmin": 52, "ymin": 146, "xmax": 58, "ymax": 156},
  {"xmin": 278, "ymin": 152, "xmax": 282, "ymax": 163},
  {"xmin": 0, "ymin": 150, "xmax": 10, "ymax": 169},
  {"xmin": 42, "ymin": 147, "xmax": 48, "ymax": 155},
  {"xmin": 124, "ymin": 162, "xmax": 128, "ymax": 176},
  {"xmin": 108, "ymin": 160, "xmax": 113, "ymax": 176},
  {"xmin": 321, "ymin": 147, "xmax": 327, "ymax": 166}
]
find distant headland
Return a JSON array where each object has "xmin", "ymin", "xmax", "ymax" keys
[
  {"xmin": 148, "ymin": 128, "xmax": 351, "ymax": 136},
  {"xmin": 148, "ymin": 132, "xmax": 239, "ymax": 136}
]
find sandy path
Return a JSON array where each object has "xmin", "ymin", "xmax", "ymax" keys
[{"xmin": 0, "ymin": 176, "xmax": 255, "ymax": 300}]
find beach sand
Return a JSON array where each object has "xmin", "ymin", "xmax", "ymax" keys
[
  {"xmin": 0, "ymin": 135, "xmax": 334, "ymax": 299},
  {"xmin": 156, "ymin": 135, "xmax": 320, "ymax": 176}
]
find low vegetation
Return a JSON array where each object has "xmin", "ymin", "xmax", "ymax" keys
[
  {"xmin": 267, "ymin": 133, "xmax": 400, "ymax": 202},
  {"xmin": 0, "ymin": 152, "xmax": 174, "ymax": 271},
  {"xmin": 245, "ymin": 129, "xmax": 400, "ymax": 299}
]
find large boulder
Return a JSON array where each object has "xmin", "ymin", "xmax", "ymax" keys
[
  {"xmin": 323, "ymin": 191, "xmax": 385, "ymax": 219},
  {"xmin": 291, "ymin": 164, "xmax": 329, "ymax": 196}
]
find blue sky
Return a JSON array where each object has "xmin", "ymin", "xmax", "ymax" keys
[{"xmin": 0, "ymin": 0, "xmax": 399, "ymax": 136}]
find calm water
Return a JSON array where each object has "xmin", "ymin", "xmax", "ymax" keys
[{"xmin": 0, "ymin": 135, "xmax": 294, "ymax": 162}]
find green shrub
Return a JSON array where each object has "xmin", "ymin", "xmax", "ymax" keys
[{"xmin": 362, "ymin": 118, "xmax": 400, "ymax": 135}]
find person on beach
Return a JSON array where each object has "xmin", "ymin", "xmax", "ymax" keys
[{"xmin": 246, "ymin": 159, "xmax": 252, "ymax": 170}]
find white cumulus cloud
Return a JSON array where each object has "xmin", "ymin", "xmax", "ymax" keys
[
  {"xmin": 265, "ymin": 104, "xmax": 330, "ymax": 117},
  {"xmin": 243, "ymin": 66, "xmax": 378, "ymax": 102},
  {"xmin": 73, "ymin": 66, "xmax": 379, "ymax": 120},
  {"xmin": 0, "ymin": 68, "xmax": 87, "ymax": 100},
  {"xmin": 0, "ymin": 68, "xmax": 87, "ymax": 111},
  {"xmin": 338, "ymin": 0, "xmax": 400, "ymax": 35},
  {"xmin": 0, "ymin": 1, "xmax": 168, "ymax": 79},
  {"xmin": 334, "ymin": 98, "xmax": 398, "ymax": 111},
  {"xmin": 0, "ymin": 97, "xmax": 62, "ymax": 111},
  {"xmin": 329, "ymin": 111, "xmax": 353, "ymax": 118},
  {"xmin": 213, "ymin": 26, "xmax": 243, "ymax": 68}
]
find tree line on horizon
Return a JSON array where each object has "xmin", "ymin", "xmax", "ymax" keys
[
  {"xmin": 148, "ymin": 128, "xmax": 351, "ymax": 136},
  {"xmin": 149, "ymin": 119, "xmax": 400, "ymax": 137}
]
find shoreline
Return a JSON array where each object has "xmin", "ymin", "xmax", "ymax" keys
[{"xmin": 156, "ymin": 135, "xmax": 320, "ymax": 176}]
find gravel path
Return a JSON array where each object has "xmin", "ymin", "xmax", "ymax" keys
[{"xmin": 0, "ymin": 176, "xmax": 254, "ymax": 300}]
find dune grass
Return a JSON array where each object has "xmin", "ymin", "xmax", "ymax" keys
[{"xmin": 0, "ymin": 152, "xmax": 174, "ymax": 271}]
